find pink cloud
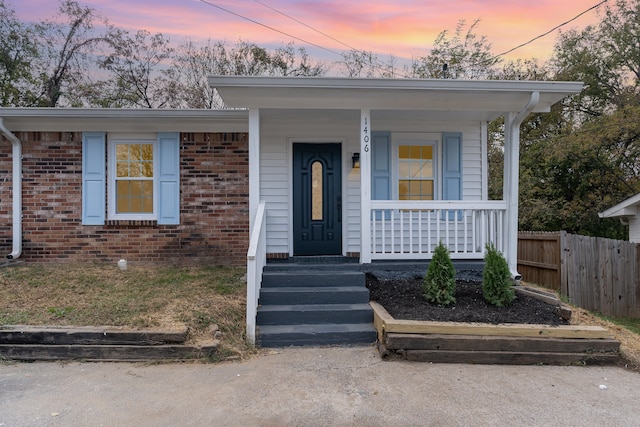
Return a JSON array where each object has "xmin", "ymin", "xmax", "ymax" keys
[{"xmin": 10, "ymin": 0, "xmax": 604, "ymax": 62}]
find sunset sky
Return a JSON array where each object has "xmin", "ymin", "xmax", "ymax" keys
[{"xmin": 12, "ymin": 0, "xmax": 606, "ymax": 65}]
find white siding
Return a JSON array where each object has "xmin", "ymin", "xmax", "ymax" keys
[
  {"xmin": 258, "ymin": 110, "xmax": 485, "ymax": 256},
  {"xmin": 260, "ymin": 110, "xmax": 359, "ymax": 255},
  {"xmin": 629, "ymin": 216, "xmax": 640, "ymax": 243}
]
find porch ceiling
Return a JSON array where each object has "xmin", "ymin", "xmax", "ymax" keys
[{"xmin": 209, "ymin": 76, "xmax": 583, "ymax": 121}]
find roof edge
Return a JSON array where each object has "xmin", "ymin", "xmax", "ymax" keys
[{"xmin": 208, "ymin": 75, "xmax": 584, "ymax": 93}]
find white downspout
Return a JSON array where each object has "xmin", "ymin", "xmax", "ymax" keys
[
  {"xmin": 0, "ymin": 118, "xmax": 22, "ymax": 260},
  {"xmin": 504, "ymin": 91, "xmax": 539, "ymax": 280}
]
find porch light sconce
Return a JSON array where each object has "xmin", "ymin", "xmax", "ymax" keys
[{"xmin": 352, "ymin": 152, "xmax": 360, "ymax": 169}]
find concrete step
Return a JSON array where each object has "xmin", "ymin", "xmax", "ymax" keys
[
  {"xmin": 256, "ymin": 323, "xmax": 377, "ymax": 347},
  {"xmin": 257, "ymin": 303, "xmax": 373, "ymax": 325},
  {"xmin": 259, "ymin": 286, "xmax": 370, "ymax": 305},
  {"xmin": 261, "ymin": 270, "xmax": 365, "ymax": 288}
]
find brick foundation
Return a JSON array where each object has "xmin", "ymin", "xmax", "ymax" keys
[{"xmin": 0, "ymin": 132, "xmax": 249, "ymax": 265}]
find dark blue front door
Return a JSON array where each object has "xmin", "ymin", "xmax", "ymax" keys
[{"xmin": 293, "ymin": 143, "xmax": 342, "ymax": 256}]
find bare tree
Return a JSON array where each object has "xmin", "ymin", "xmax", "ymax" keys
[
  {"xmin": 96, "ymin": 29, "xmax": 174, "ymax": 108},
  {"xmin": 411, "ymin": 19, "xmax": 500, "ymax": 79},
  {"xmin": 35, "ymin": 0, "xmax": 110, "ymax": 106},
  {"xmin": 0, "ymin": 0, "xmax": 40, "ymax": 106},
  {"xmin": 338, "ymin": 49, "xmax": 397, "ymax": 78},
  {"xmin": 165, "ymin": 40, "xmax": 326, "ymax": 109}
]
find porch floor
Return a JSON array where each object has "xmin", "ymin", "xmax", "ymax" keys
[{"xmin": 266, "ymin": 257, "xmax": 485, "ymax": 281}]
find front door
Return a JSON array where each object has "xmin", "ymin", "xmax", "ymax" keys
[{"xmin": 293, "ymin": 143, "xmax": 342, "ymax": 256}]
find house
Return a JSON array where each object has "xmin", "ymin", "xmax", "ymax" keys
[
  {"xmin": 0, "ymin": 76, "xmax": 582, "ymax": 345},
  {"xmin": 599, "ymin": 193, "xmax": 640, "ymax": 243}
]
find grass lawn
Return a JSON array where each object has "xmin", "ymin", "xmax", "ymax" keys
[{"xmin": 0, "ymin": 263, "xmax": 251, "ymax": 360}]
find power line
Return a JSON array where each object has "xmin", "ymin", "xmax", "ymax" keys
[
  {"xmin": 199, "ymin": 0, "xmax": 608, "ymax": 77},
  {"xmin": 196, "ymin": 0, "xmax": 344, "ymax": 59},
  {"xmin": 252, "ymin": 0, "xmax": 358, "ymax": 52},
  {"xmin": 253, "ymin": 0, "xmax": 406, "ymax": 77},
  {"xmin": 495, "ymin": 0, "xmax": 608, "ymax": 58}
]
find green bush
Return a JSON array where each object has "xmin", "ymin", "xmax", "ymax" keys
[
  {"xmin": 423, "ymin": 241, "xmax": 456, "ymax": 306},
  {"xmin": 482, "ymin": 243, "xmax": 515, "ymax": 307}
]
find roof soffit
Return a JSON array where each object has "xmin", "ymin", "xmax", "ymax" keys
[{"xmin": 209, "ymin": 76, "xmax": 584, "ymax": 115}]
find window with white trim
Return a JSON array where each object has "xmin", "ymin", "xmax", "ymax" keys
[
  {"xmin": 393, "ymin": 134, "xmax": 440, "ymax": 200},
  {"xmin": 108, "ymin": 139, "xmax": 158, "ymax": 220}
]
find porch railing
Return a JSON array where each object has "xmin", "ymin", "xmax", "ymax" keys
[
  {"xmin": 246, "ymin": 200, "xmax": 267, "ymax": 346},
  {"xmin": 369, "ymin": 200, "xmax": 507, "ymax": 260}
]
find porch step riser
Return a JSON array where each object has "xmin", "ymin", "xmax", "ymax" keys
[
  {"xmin": 257, "ymin": 305, "xmax": 373, "ymax": 325},
  {"xmin": 259, "ymin": 287, "xmax": 369, "ymax": 305},
  {"xmin": 257, "ymin": 324, "xmax": 377, "ymax": 348},
  {"xmin": 262, "ymin": 271, "xmax": 365, "ymax": 288},
  {"xmin": 264, "ymin": 264, "xmax": 362, "ymax": 273},
  {"xmin": 256, "ymin": 267, "xmax": 375, "ymax": 347}
]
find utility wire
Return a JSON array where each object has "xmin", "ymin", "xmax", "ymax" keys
[
  {"xmin": 199, "ymin": 0, "xmax": 607, "ymax": 77},
  {"xmin": 196, "ymin": 0, "xmax": 344, "ymax": 59},
  {"xmin": 495, "ymin": 0, "xmax": 608, "ymax": 58},
  {"xmin": 253, "ymin": 0, "xmax": 405, "ymax": 77},
  {"xmin": 253, "ymin": 0, "xmax": 358, "ymax": 52}
]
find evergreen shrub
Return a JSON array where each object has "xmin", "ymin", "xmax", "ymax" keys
[
  {"xmin": 423, "ymin": 241, "xmax": 456, "ymax": 306},
  {"xmin": 482, "ymin": 243, "xmax": 515, "ymax": 307}
]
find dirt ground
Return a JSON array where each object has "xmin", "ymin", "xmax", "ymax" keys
[{"xmin": 366, "ymin": 276, "xmax": 568, "ymax": 325}]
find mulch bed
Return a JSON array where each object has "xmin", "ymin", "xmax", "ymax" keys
[{"xmin": 366, "ymin": 274, "xmax": 569, "ymax": 326}]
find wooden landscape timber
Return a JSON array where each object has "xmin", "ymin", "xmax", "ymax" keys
[
  {"xmin": 371, "ymin": 299, "xmax": 621, "ymax": 365},
  {"xmin": 0, "ymin": 325, "xmax": 218, "ymax": 362}
]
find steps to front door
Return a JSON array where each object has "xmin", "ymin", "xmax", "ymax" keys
[{"xmin": 256, "ymin": 267, "xmax": 376, "ymax": 347}]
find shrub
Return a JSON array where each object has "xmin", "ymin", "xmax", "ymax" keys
[
  {"xmin": 423, "ymin": 241, "xmax": 456, "ymax": 306},
  {"xmin": 482, "ymin": 243, "xmax": 515, "ymax": 307}
]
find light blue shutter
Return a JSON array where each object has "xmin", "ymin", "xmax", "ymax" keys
[
  {"xmin": 371, "ymin": 132, "xmax": 391, "ymax": 200},
  {"xmin": 82, "ymin": 132, "xmax": 106, "ymax": 225},
  {"xmin": 371, "ymin": 132, "xmax": 391, "ymax": 220},
  {"xmin": 442, "ymin": 132, "xmax": 462, "ymax": 220},
  {"xmin": 157, "ymin": 132, "xmax": 180, "ymax": 225}
]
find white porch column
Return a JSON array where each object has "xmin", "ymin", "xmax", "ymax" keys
[
  {"xmin": 248, "ymin": 109, "xmax": 260, "ymax": 233},
  {"xmin": 360, "ymin": 109, "xmax": 372, "ymax": 263},
  {"xmin": 503, "ymin": 91, "xmax": 539, "ymax": 280}
]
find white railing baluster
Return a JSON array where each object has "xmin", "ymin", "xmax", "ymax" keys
[
  {"xmin": 399, "ymin": 209, "xmax": 404, "ymax": 254},
  {"xmin": 372, "ymin": 211, "xmax": 377, "ymax": 254},
  {"xmin": 368, "ymin": 200, "xmax": 507, "ymax": 260},
  {"xmin": 454, "ymin": 210, "xmax": 459, "ymax": 253},
  {"xmin": 390, "ymin": 209, "xmax": 395, "ymax": 254}
]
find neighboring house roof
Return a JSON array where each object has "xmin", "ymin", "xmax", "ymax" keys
[
  {"xmin": 599, "ymin": 193, "xmax": 640, "ymax": 219},
  {"xmin": 208, "ymin": 76, "xmax": 584, "ymax": 122},
  {"xmin": 0, "ymin": 108, "xmax": 248, "ymax": 132}
]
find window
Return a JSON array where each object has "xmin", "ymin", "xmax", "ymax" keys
[
  {"xmin": 371, "ymin": 132, "xmax": 461, "ymax": 204},
  {"xmin": 82, "ymin": 132, "xmax": 180, "ymax": 225},
  {"xmin": 398, "ymin": 145, "xmax": 434, "ymax": 200},
  {"xmin": 110, "ymin": 140, "xmax": 157, "ymax": 220},
  {"xmin": 393, "ymin": 134, "xmax": 439, "ymax": 200},
  {"xmin": 311, "ymin": 161, "xmax": 323, "ymax": 220}
]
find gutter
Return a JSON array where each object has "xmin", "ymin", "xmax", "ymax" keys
[
  {"xmin": 506, "ymin": 91, "xmax": 540, "ymax": 281},
  {"xmin": 0, "ymin": 118, "xmax": 22, "ymax": 259}
]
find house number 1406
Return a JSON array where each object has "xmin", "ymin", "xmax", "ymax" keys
[{"xmin": 362, "ymin": 117, "xmax": 369, "ymax": 152}]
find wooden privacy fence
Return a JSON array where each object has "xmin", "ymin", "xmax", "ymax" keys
[{"xmin": 518, "ymin": 231, "xmax": 640, "ymax": 318}]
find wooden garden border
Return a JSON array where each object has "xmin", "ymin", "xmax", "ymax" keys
[{"xmin": 371, "ymin": 288, "xmax": 620, "ymax": 365}]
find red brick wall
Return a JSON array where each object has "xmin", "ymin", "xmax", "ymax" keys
[{"xmin": 0, "ymin": 132, "xmax": 249, "ymax": 265}]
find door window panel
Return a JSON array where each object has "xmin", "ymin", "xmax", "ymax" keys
[{"xmin": 311, "ymin": 161, "xmax": 323, "ymax": 221}]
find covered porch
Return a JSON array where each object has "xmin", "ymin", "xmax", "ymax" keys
[{"xmin": 208, "ymin": 76, "xmax": 583, "ymax": 344}]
